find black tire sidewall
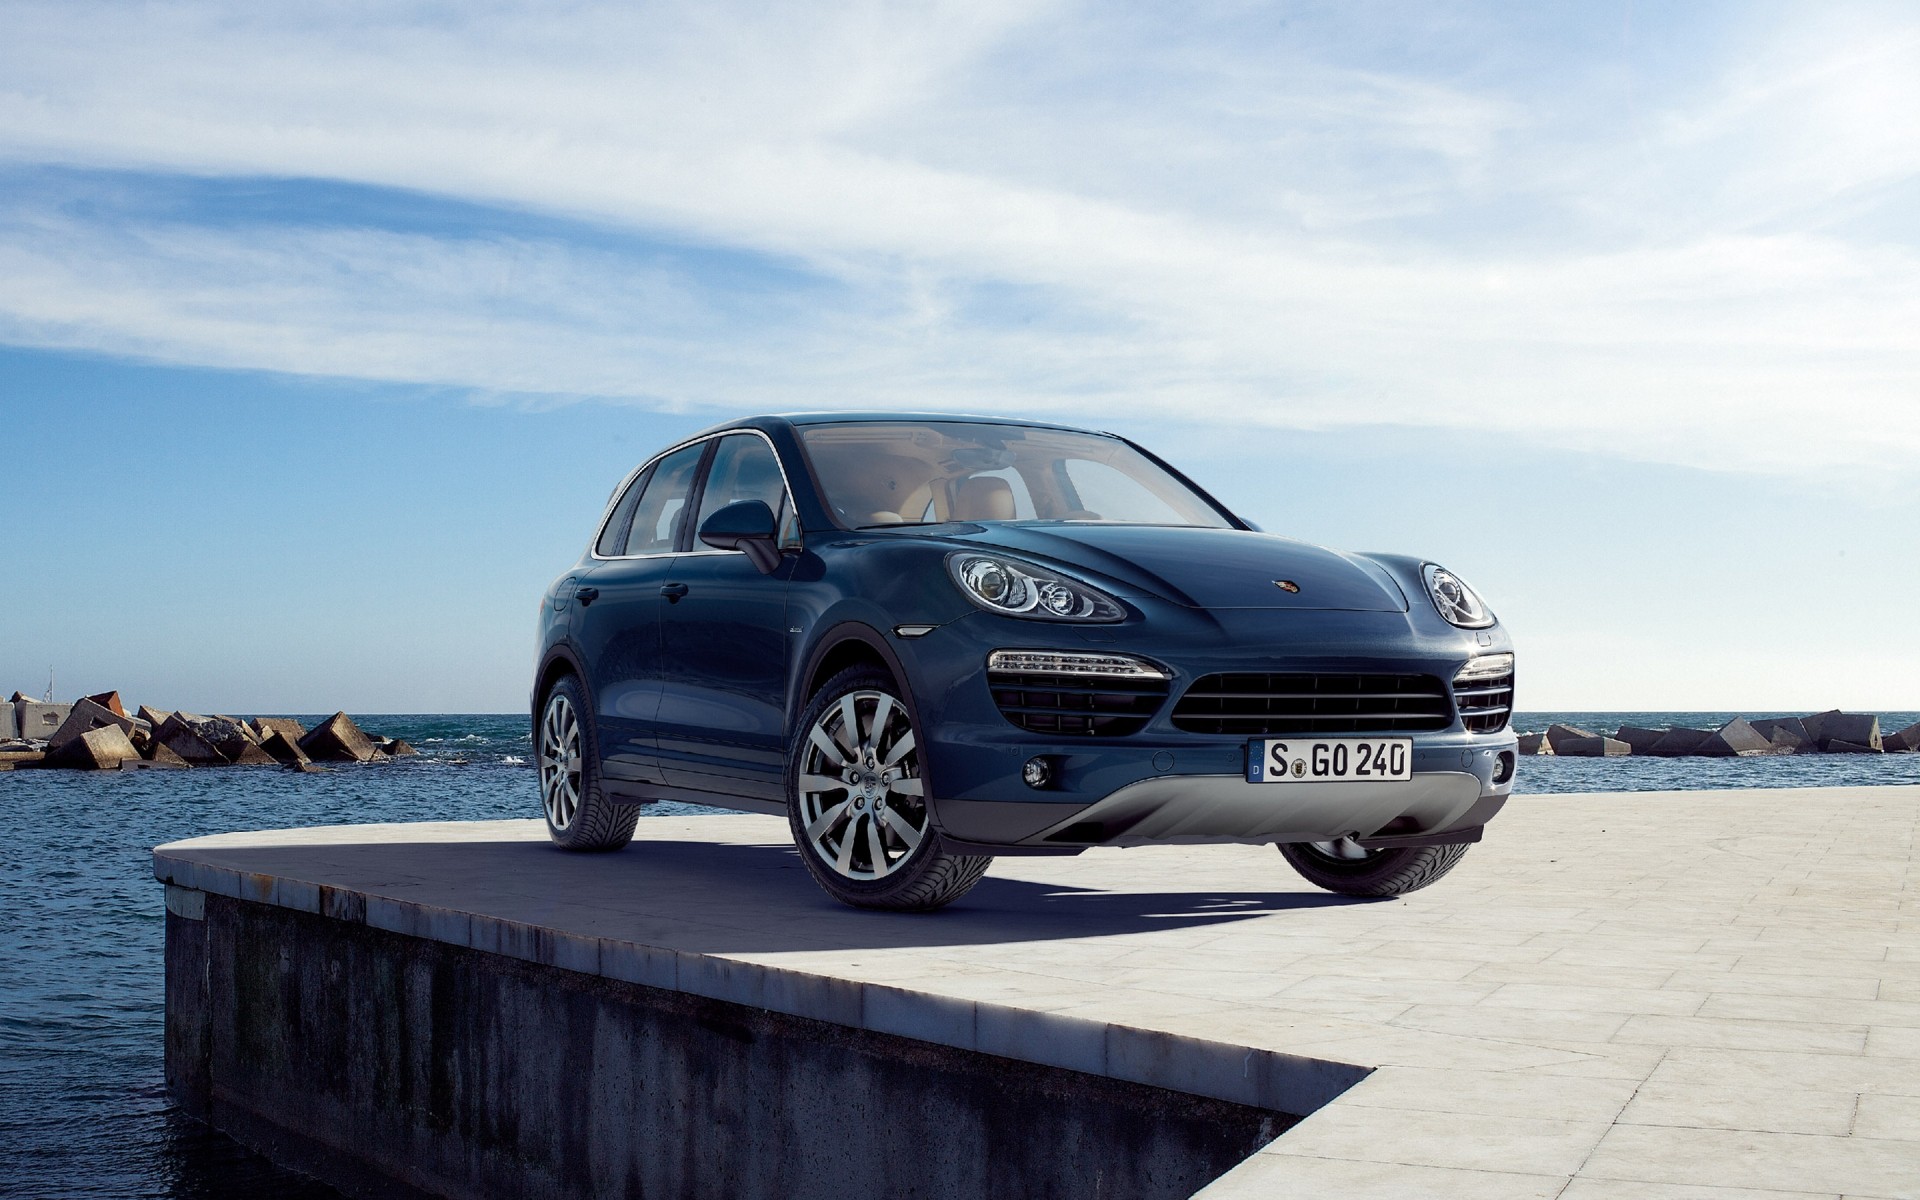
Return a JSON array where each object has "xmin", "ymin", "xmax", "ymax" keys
[
  {"xmin": 1278, "ymin": 841, "xmax": 1470, "ymax": 897},
  {"xmin": 541, "ymin": 674, "xmax": 633, "ymax": 851}
]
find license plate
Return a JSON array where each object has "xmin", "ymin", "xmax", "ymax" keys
[{"xmin": 1248, "ymin": 738, "xmax": 1413, "ymax": 783}]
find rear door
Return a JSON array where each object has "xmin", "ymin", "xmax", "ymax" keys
[
  {"xmin": 654, "ymin": 432, "xmax": 799, "ymax": 802},
  {"xmin": 573, "ymin": 439, "xmax": 709, "ymax": 788}
]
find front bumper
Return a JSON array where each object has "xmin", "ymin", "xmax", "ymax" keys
[{"xmin": 893, "ymin": 607, "xmax": 1519, "ymax": 850}]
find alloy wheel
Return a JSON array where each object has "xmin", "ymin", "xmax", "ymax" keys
[
  {"xmin": 539, "ymin": 692, "xmax": 583, "ymax": 830},
  {"xmin": 1305, "ymin": 837, "xmax": 1372, "ymax": 862},
  {"xmin": 797, "ymin": 689, "xmax": 928, "ymax": 880}
]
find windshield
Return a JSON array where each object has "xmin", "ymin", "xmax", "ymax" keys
[{"xmin": 798, "ymin": 421, "xmax": 1236, "ymax": 530}]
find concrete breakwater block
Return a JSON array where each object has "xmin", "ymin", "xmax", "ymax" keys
[
  {"xmin": 258, "ymin": 731, "xmax": 311, "ymax": 767},
  {"xmin": 13, "ymin": 701, "xmax": 71, "ymax": 741},
  {"xmin": 1803, "ymin": 710, "xmax": 1882, "ymax": 752},
  {"xmin": 1885, "ymin": 722, "xmax": 1920, "ymax": 752},
  {"xmin": 156, "ymin": 715, "xmax": 229, "ymax": 766},
  {"xmin": 225, "ymin": 740, "xmax": 278, "ymax": 767},
  {"xmin": 299, "ymin": 712, "xmax": 377, "ymax": 763},
  {"xmin": 0, "ymin": 703, "xmax": 14, "ymax": 742},
  {"xmin": 48, "ymin": 697, "xmax": 138, "ymax": 752},
  {"xmin": 136, "ymin": 705, "xmax": 175, "ymax": 729},
  {"xmin": 1555, "ymin": 735, "xmax": 1630, "ymax": 757},
  {"xmin": 253, "ymin": 716, "xmax": 308, "ymax": 743},
  {"xmin": 144, "ymin": 738, "xmax": 192, "ymax": 768},
  {"xmin": 51, "ymin": 724, "xmax": 141, "ymax": 769},
  {"xmin": 1750, "ymin": 718, "xmax": 1812, "ymax": 753},
  {"xmin": 383, "ymin": 738, "xmax": 419, "ymax": 757},
  {"xmin": 1543, "ymin": 724, "xmax": 1597, "ymax": 754},
  {"xmin": 1693, "ymin": 718, "xmax": 1782, "ymax": 758},
  {"xmin": 1516, "ymin": 732, "xmax": 1550, "ymax": 755},
  {"xmin": 192, "ymin": 716, "xmax": 261, "ymax": 761},
  {"xmin": 1826, "ymin": 739, "xmax": 1881, "ymax": 754},
  {"xmin": 84, "ymin": 690, "xmax": 127, "ymax": 717},
  {"xmin": 1648, "ymin": 727, "xmax": 1711, "ymax": 756},
  {"xmin": 1613, "ymin": 726, "xmax": 1667, "ymax": 755}
]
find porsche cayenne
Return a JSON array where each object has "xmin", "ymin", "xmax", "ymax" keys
[{"xmin": 534, "ymin": 414, "xmax": 1517, "ymax": 910}]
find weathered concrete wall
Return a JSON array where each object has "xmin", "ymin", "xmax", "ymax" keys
[{"xmin": 167, "ymin": 888, "xmax": 1287, "ymax": 1200}]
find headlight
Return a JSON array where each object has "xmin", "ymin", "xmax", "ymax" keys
[
  {"xmin": 947, "ymin": 553, "xmax": 1124, "ymax": 622},
  {"xmin": 1423, "ymin": 564, "xmax": 1494, "ymax": 628}
]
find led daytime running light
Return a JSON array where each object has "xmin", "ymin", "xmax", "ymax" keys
[
  {"xmin": 987, "ymin": 650, "xmax": 1166, "ymax": 679},
  {"xmin": 1454, "ymin": 653, "xmax": 1514, "ymax": 682}
]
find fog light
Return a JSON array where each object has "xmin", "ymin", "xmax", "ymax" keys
[
  {"xmin": 1493, "ymin": 751, "xmax": 1516, "ymax": 784},
  {"xmin": 1023, "ymin": 757, "xmax": 1053, "ymax": 789}
]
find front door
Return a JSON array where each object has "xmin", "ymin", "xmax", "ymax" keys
[
  {"xmin": 654, "ymin": 432, "xmax": 798, "ymax": 802},
  {"xmin": 574, "ymin": 439, "xmax": 708, "ymax": 788}
]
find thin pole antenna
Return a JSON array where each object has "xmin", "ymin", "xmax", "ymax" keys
[{"xmin": 45, "ymin": 666, "xmax": 53, "ymax": 703}]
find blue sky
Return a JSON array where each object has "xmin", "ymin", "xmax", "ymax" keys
[{"xmin": 1, "ymin": 1, "xmax": 1915, "ymax": 712}]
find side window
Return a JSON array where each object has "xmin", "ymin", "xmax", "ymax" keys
[
  {"xmin": 624, "ymin": 442, "xmax": 707, "ymax": 555},
  {"xmin": 694, "ymin": 434, "xmax": 790, "ymax": 538},
  {"xmin": 594, "ymin": 466, "xmax": 652, "ymax": 556}
]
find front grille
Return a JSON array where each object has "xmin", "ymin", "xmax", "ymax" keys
[
  {"xmin": 988, "ymin": 669, "xmax": 1169, "ymax": 737},
  {"xmin": 1171, "ymin": 672, "xmax": 1452, "ymax": 735},
  {"xmin": 1455, "ymin": 671, "xmax": 1514, "ymax": 733}
]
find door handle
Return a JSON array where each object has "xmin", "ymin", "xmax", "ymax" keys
[
  {"xmin": 660, "ymin": 582, "xmax": 689, "ymax": 602},
  {"xmin": 575, "ymin": 586, "xmax": 599, "ymax": 606}
]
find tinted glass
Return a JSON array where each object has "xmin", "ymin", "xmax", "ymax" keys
[
  {"xmin": 594, "ymin": 466, "xmax": 651, "ymax": 556},
  {"xmin": 694, "ymin": 434, "xmax": 790, "ymax": 535},
  {"xmin": 624, "ymin": 441, "xmax": 707, "ymax": 555},
  {"xmin": 798, "ymin": 421, "xmax": 1232, "ymax": 529}
]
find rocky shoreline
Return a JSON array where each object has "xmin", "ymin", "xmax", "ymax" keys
[
  {"xmin": 1518, "ymin": 710, "xmax": 1920, "ymax": 758},
  {"xmin": 0, "ymin": 690, "xmax": 415, "ymax": 772}
]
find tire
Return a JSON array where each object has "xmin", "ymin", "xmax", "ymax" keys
[
  {"xmin": 1279, "ymin": 837, "xmax": 1470, "ymax": 898},
  {"xmin": 538, "ymin": 675, "xmax": 638, "ymax": 852},
  {"xmin": 787, "ymin": 665, "xmax": 991, "ymax": 911}
]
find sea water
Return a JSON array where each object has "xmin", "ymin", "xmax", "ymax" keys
[{"xmin": 2, "ymin": 712, "xmax": 1916, "ymax": 1197}]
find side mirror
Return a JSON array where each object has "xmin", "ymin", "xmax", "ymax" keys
[{"xmin": 698, "ymin": 500, "xmax": 783, "ymax": 574}]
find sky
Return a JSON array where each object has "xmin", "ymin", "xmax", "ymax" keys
[{"xmin": 0, "ymin": 0, "xmax": 1915, "ymax": 713}]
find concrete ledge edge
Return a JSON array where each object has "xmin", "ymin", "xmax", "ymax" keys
[{"xmin": 152, "ymin": 848, "xmax": 1369, "ymax": 1114}]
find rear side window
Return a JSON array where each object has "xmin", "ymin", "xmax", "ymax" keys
[
  {"xmin": 625, "ymin": 442, "xmax": 708, "ymax": 555},
  {"xmin": 694, "ymin": 434, "xmax": 790, "ymax": 534},
  {"xmin": 594, "ymin": 466, "xmax": 652, "ymax": 556}
]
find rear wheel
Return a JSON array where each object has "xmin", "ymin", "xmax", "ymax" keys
[
  {"xmin": 787, "ymin": 665, "xmax": 991, "ymax": 911},
  {"xmin": 1279, "ymin": 837, "xmax": 1469, "ymax": 897},
  {"xmin": 539, "ymin": 675, "xmax": 637, "ymax": 852}
]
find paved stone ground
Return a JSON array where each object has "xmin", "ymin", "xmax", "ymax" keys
[{"xmin": 156, "ymin": 786, "xmax": 1920, "ymax": 1199}]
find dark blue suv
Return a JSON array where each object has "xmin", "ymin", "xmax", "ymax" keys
[{"xmin": 535, "ymin": 414, "xmax": 1516, "ymax": 910}]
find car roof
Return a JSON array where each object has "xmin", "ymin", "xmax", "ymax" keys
[{"xmin": 691, "ymin": 412, "xmax": 1117, "ymax": 439}]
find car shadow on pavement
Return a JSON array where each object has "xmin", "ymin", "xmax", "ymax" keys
[{"xmin": 171, "ymin": 831, "xmax": 1385, "ymax": 955}]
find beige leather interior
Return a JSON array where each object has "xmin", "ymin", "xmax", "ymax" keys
[{"xmin": 954, "ymin": 476, "xmax": 1015, "ymax": 521}]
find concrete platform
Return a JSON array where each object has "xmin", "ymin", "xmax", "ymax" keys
[{"xmin": 155, "ymin": 786, "xmax": 1920, "ymax": 1199}]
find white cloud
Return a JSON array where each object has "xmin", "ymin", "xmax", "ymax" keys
[{"xmin": 0, "ymin": 0, "xmax": 1916, "ymax": 479}]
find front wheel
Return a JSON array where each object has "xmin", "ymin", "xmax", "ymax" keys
[
  {"xmin": 787, "ymin": 666, "xmax": 991, "ymax": 911},
  {"xmin": 538, "ymin": 676, "xmax": 637, "ymax": 852},
  {"xmin": 1279, "ymin": 837, "xmax": 1470, "ymax": 897}
]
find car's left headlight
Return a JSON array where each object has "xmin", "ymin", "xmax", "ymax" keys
[
  {"xmin": 947, "ymin": 552, "xmax": 1125, "ymax": 622},
  {"xmin": 1423, "ymin": 564, "xmax": 1495, "ymax": 628}
]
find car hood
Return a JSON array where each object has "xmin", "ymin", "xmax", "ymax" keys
[{"xmin": 936, "ymin": 524, "xmax": 1409, "ymax": 612}]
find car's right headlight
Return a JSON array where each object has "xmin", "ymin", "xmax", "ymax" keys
[
  {"xmin": 947, "ymin": 553, "xmax": 1125, "ymax": 622},
  {"xmin": 1423, "ymin": 563, "xmax": 1495, "ymax": 628}
]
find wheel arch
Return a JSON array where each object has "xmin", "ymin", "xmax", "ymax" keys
[
  {"xmin": 793, "ymin": 621, "xmax": 934, "ymax": 792},
  {"xmin": 533, "ymin": 645, "xmax": 588, "ymax": 738}
]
